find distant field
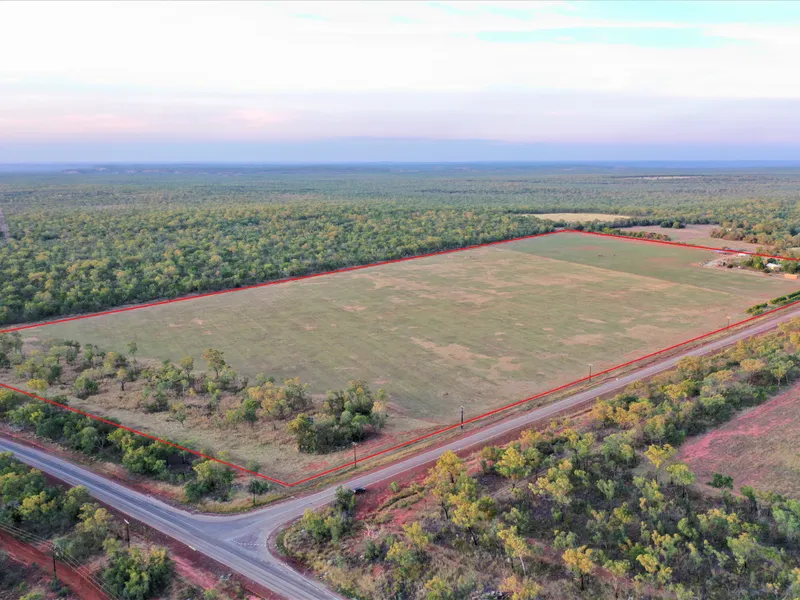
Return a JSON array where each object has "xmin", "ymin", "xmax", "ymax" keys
[
  {"xmin": 532, "ymin": 212, "xmax": 629, "ymax": 222},
  {"xmin": 680, "ymin": 383, "xmax": 800, "ymax": 499},
  {"xmin": 16, "ymin": 232, "xmax": 800, "ymax": 479},
  {"xmin": 619, "ymin": 223, "xmax": 765, "ymax": 252}
]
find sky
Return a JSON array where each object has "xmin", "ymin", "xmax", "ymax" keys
[{"xmin": 2, "ymin": 0, "xmax": 800, "ymax": 162}]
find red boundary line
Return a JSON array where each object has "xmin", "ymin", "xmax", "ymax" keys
[
  {"xmin": 0, "ymin": 230, "xmax": 564, "ymax": 335},
  {"xmin": 2, "ymin": 229, "xmax": 800, "ymax": 488},
  {"xmin": 0, "ymin": 381, "xmax": 286, "ymax": 486},
  {"xmin": 2, "ymin": 227, "xmax": 797, "ymax": 337},
  {"xmin": 565, "ymin": 228, "xmax": 800, "ymax": 261}
]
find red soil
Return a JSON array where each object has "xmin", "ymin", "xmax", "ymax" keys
[
  {"xmin": 679, "ymin": 384, "xmax": 800, "ymax": 496},
  {"xmin": 0, "ymin": 530, "xmax": 107, "ymax": 600}
]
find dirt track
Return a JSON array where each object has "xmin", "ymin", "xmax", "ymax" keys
[{"xmin": 0, "ymin": 529, "xmax": 108, "ymax": 600}]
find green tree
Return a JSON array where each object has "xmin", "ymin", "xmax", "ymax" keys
[
  {"xmin": 499, "ymin": 575, "xmax": 542, "ymax": 600},
  {"xmin": 201, "ymin": 348, "xmax": 226, "ymax": 379},
  {"xmin": 127, "ymin": 342, "xmax": 138, "ymax": 375},
  {"xmin": 26, "ymin": 378, "xmax": 49, "ymax": 394},
  {"xmin": 496, "ymin": 446, "xmax": 531, "ymax": 490},
  {"xmin": 563, "ymin": 545, "xmax": 595, "ymax": 591},
  {"xmin": 424, "ymin": 451, "xmax": 465, "ymax": 520},
  {"xmin": 498, "ymin": 525, "xmax": 533, "ymax": 576}
]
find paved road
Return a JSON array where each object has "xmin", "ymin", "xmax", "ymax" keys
[{"xmin": 2, "ymin": 306, "xmax": 799, "ymax": 600}]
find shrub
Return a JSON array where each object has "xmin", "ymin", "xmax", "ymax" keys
[{"xmin": 72, "ymin": 375, "xmax": 99, "ymax": 399}]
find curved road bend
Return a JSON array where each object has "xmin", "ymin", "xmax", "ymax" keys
[{"xmin": 2, "ymin": 306, "xmax": 799, "ymax": 600}]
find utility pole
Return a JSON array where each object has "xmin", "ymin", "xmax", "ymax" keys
[
  {"xmin": 588, "ymin": 363, "xmax": 593, "ymax": 379},
  {"xmin": 252, "ymin": 480, "xmax": 256, "ymax": 506},
  {"xmin": 52, "ymin": 547, "xmax": 57, "ymax": 579},
  {"xmin": 352, "ymin": 442, "xmax": 358, "ymax": 468},
  {"xmin": 460, "ymin": 405, "xmax": 464, "ymax": 429},
  {"xmin": 124, "ymin": 519, "xmax": 130, "ymax": 548},
  {"xmin": 727, "ymin": 315, "xmax": 731, "ymax": 327}
]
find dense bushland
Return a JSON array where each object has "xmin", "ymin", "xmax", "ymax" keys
[{"xmin": 0, "ymin": 203, "xmax": 551, "ymax": 325}]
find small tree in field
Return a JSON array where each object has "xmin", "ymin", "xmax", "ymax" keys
[
  {"xmin": 202, "ymin": 348, "xmax": 226, "ymax": 379},
  {"xmin": 127, "ymin": 342, "xmax": 138, "ymax": 375}
]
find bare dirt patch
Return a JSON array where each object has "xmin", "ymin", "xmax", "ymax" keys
[
  {"xmin": 342, "ymin": 305, "xmax": 367, "ymax": 312},
  {"xmin": 410, "ymin": 337, "xmax": 492, "ymax": 364},
  {"xmin": 562, "ymin": 333, "xmax": 606, "ymax": 346},
  {"xmin": 532, "ymin": 212, "xmax": 630, "ymax": 222},
  {"xmin": 679, "ymin": 383, "xmax": 800, "ymax": 498}
]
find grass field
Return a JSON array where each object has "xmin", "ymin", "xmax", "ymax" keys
[
  {"xmin": 531, "ymin": 212, "xmax": 629, "ymax": 222},
  {"xmin": 15, "ymin": 232, "xmax": 800, "ymax": 479},
  {"xmin": 619, "ymin": 224, "xmax": 765, "ymax": 251},
  {"xmin": 679, "ymin": 382, "xmax": 800, "ymax": 499}
]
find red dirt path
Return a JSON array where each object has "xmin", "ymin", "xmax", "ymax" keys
[{"xmin": 0, "ymin": 530, "xmax": 107, "ymax": 600}]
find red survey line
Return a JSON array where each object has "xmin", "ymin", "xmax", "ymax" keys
[
  {"xmin": 0, "ymin": 381, "xmax": 289, "ymax": 487},
  {"xmin": 566, "ymin": 228, "xmax": 800, "ymax": 261},
  {"xmin": 4, "ymin": 227, "xmax": 800, "ymax": 488},
  {"xmin": 290, "ymin": 297, "xmax": 800, "ymax": 485},
  {"xmin": 3, "ymin": 227, "xmax": 798, "ymax": 336},
  {"xmin": 0, "ymin": 230, "xmax": 564, "ymax": 335}
]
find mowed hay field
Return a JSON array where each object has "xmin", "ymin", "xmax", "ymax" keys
[
  {"xmin": 530, "ymin": 213, "xmax": 629, "ymax": 222},
  {"xmin": 17, "ymin": 232, "xmax": 800, "ymax": 479}
]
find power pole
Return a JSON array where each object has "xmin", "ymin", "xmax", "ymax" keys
[
  {"xmin": 352, "ymin": 442, "xmax": 358, "ymax": 468},
  {"xmin": 52, "ymin": 548, "xmax": 57, "ymax": 579},
  {"xmin": 124, "ymin": 519, "xmax": 130, "ymax": 548},
  {"xmin": 460, "ymin": 405, "xmax": 464, "ymax": 429},
  {"xmin": 588, "ymin": 363, "xmax": 593, "ymax": 379}
]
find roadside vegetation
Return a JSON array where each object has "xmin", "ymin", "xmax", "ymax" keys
[
  {"xmin": 283, "ymin": 318, "xmax": 800, "ymax": 599},
  {"xmin": 747, "ymin": 290, "xmax": 800, "ymax": 316},
  {"xmin": 0, "ymin": 453, "xmax": 251, "ymax": 600},
  {"xmin": 0, "ymin": 452, "xmax": 172, "ymax": 600}
]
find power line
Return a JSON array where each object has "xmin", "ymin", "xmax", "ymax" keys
[{"xmin": 0, "ymin": 520, "xmax": 123, "ymax": 600}]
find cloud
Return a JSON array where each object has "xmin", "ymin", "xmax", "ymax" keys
[
  {"xmin": 2, "ymin": 1, "xmax": 798, "ymax": 98},
  {"xmin": 3, "ymin": 86, "xmax": 799, "ymax": 147},
  {"xmin": 1, "ymin": 0, "xmax": 800, "ymax": 155}
]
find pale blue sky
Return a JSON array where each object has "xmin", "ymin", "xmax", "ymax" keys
[{"xmin": 2, "ymin": 0, "xmax": 800, "ymax": 161}]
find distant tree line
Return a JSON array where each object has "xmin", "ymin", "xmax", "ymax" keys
[
  {"xmin": 0, "ymin": 204, "xmax": 552, "ymax": 325},
  {"xmin": 5, "ymin": 167, "xmax": 800, "ymax": 326}
]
